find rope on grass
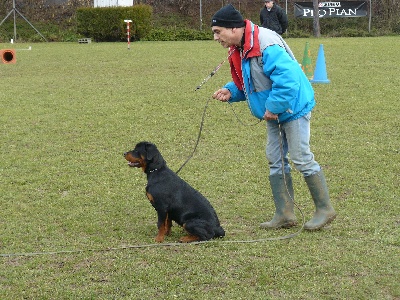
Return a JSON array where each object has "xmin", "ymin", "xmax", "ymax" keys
[{"xmin": 0, "ymin": 222, "xmax": 304, "ymax": 258}]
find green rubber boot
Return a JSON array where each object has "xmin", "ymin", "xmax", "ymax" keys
[
  {"xmin": 260, "ymin": 173, "xmax": 297, "ymax": 229},
  {"xmin": 304, "ymin": 170, "xmax": 336, "ymax": 230}
]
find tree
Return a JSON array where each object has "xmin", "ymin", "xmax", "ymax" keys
[{"xmin": 312, "ymin": 0, "xmax": 320, "ymax": 37}]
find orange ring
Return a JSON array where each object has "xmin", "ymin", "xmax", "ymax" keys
[{"xmin": 1, "ymin": 49, "xmax": 16, "ymax": 64}]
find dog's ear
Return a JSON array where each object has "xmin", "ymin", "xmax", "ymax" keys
[{"xmin": 144, "ymin": 142, "xmax": 158, "ymax": 161}]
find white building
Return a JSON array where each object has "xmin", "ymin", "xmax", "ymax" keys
[{"xmin": 94, "ymin": 0, "xmax": 133, "ymax": 7}]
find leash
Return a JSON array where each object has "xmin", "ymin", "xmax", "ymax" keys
[
  {"xmin": 0, "ymin": 231, "xmax": 301, "ymax": 257},
  {"xmin": 175, "ymin": 99, "xmax": 260, "ymax": 175},
  {"xmin": 175, "ymin": 96, "xmax": 212, "ymax": 175},
  {"xmin": 195, "ymin": 49, "xmax": 236, "ymax": 91},
  {"xmin": 177, "ymin": 53, "xmax": 260, "ymax": 174}
]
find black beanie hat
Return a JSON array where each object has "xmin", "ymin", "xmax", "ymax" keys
[{"xmin": 211, "ymin": 4, "xmax": 245, "ymax": 28}]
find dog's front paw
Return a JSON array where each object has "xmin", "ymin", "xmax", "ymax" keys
[{"xmin": 155, "ymin": 235, "xmax": 164, "ymax": 243}]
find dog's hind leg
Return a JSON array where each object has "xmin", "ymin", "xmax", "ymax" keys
[
  {"xmin": 180, "ymin": 220, "xmax": 214, "ymax": 242},
  {"xmin": 179, "ymin": 235, "xmax": 200, "ymax": 243}
]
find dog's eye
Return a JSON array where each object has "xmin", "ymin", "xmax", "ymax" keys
[{"xmin": 132, "ymin": 150, "xmax": 140, "ymax": 156}]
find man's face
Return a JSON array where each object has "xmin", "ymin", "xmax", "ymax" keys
[
  {"xmin": 265, "ymin": 1, "xmax": 273, "ymax": 8},
  {"xmin": 212, "ymin": 26, "xmax": 236, "ymax": 48}
]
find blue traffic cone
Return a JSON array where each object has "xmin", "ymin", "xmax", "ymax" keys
[{"xmin": 310, "ymin": 44, "xmax": 330, "ymax": 84}]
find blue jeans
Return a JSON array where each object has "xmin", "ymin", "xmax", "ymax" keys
[{"xmin": 266, "ymin": 112, "xmax": 321, "ymax": 177}]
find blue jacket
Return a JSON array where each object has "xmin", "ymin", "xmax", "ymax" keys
[{"xmin": 224, "ymin": 21, "xmax": 315, "ymax": 122}]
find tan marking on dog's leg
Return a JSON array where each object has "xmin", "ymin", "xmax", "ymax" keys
[
  {"xmin": 179, "ymin": 235, "xmax": 201, "ymax": 243},
  {"xmin": 179, "ymin": 223, "xmax": 200, "ymax": 243},
  {"xmin": 166, "ymin": 216, "xmax": 172, "ymax": 236},
  {"xmin": 155, "ymin": 213, "xmax": 169, "ymax": 243}
]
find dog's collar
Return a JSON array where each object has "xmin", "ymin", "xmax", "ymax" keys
[{"xmin": 147, "ymin": 165, "xmax": 164, "ymax": 173}]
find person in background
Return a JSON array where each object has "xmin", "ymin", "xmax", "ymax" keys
[
  {"xmin": 260, "ymin": 0, "xmax": 288, "ymax": 35},
  {"xmin": 210, "ymin": 4, "xmax": 336, "ymax": 230}
]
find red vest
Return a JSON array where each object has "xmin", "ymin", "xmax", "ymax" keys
[{"xmin": 228, "ymin": 20, "xmax": 261, "ymax": 90}]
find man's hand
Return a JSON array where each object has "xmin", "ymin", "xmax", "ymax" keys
[
  {"xmin": 263, "ymin": 110, "xmax": 278, "ymax": 121},
  {"xmin": 212, "ymin": 88, "xmax": 231, "ymax": 102}
]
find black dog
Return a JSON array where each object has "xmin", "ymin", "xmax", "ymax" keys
[{"xmin": 124, "ymin": 141, "xmax": 225, "ymax": 243}]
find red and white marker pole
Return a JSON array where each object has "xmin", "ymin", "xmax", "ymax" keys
[{"xmin": 124, "ymin": 19, "xmax": 132, "ymax": 50}]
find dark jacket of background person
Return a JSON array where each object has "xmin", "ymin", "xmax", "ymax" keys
[{"xmin": 260, "ymin": 2, "xmax": 288, "ymax": 34}]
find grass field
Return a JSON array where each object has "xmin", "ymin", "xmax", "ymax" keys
[{"xmin": 0, "ymin": 37, "xmax": 399, "ymax": 299}]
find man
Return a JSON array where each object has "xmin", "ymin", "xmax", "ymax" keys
[
  {"xmin": 260, "ymin": 0, "xmax": 288, "ymax": 35},
  {"xmin": 211, "ymin": 4, "xmax": 336, "ymax": 230}
]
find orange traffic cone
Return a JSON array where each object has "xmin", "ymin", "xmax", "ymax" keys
[
  {"xmin": 301, "ymin": 42, "xmax": 313, "ymax": 80},
  {"xmin": 1, "ymin": 49, "xmax": 16, "ymax": 64},
  {"xmin": 310, "ymin": 44, "xmax": 330, "ymax": 84}
]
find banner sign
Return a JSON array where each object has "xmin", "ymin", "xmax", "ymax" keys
[{"xmin": 294, "ymin": 1, "xmax": 368, "ymax": 18}]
